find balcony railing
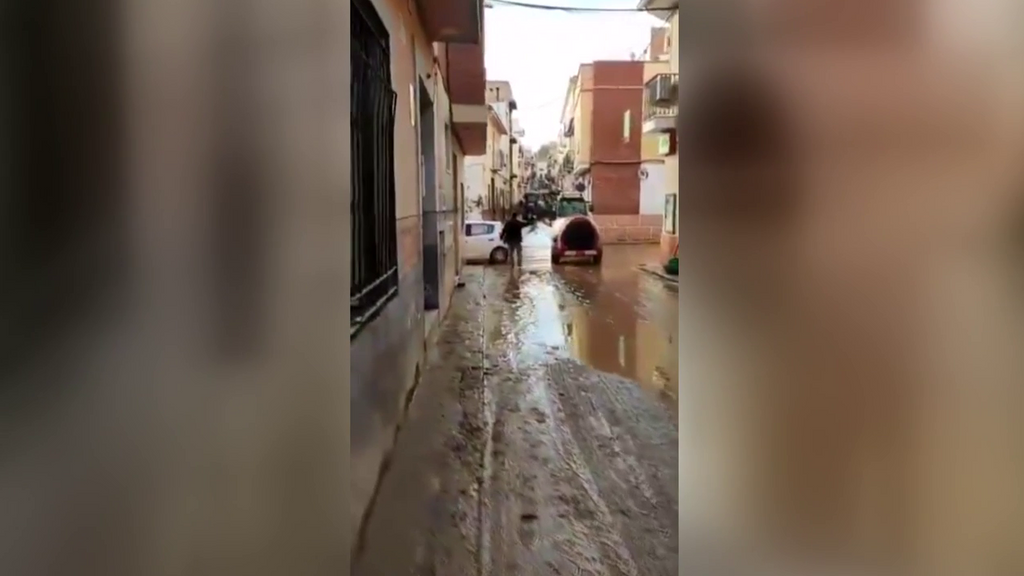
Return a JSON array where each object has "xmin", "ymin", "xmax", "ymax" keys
[{"xmin": 643, "ymin": 73, "xmax": 679, "ymax": 121}]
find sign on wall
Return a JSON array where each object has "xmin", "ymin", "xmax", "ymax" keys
[{"xmin": 657, "ymin": 134, "xmax": 671, "ymax": 155}]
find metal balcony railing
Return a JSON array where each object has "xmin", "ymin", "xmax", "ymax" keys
[{"xmin": 643, "ymin": 73, "xmax": 679, "ymax": 122}]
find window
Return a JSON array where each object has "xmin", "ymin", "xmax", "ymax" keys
[
  {"xmin": 557, "ymin": 198, "xmax": 589, "ymax": 218},
  {"xmin": 351, "ymin": 0, "xmax": 399, "ymax": 334},
  {"xmin": 664, "ymin": 193, "xmax": 678, "ymax": 235},
  {"xmin": 465, "ymin": 223, "xmax": 496, "ymax": 236},
  {"xmin": 623, "ymin": 109, "xmax": 631, "ymax": 142}
]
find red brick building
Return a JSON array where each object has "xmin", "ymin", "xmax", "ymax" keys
[{"xmin": 562, "ymin": 60, "xmax": 663, "ymax": 243}]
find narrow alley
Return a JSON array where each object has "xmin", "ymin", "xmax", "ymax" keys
[{"xmin": 354, "ymin": 231, "xmax": 679, "ymax": 576}]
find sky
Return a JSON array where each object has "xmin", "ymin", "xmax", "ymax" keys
[{"xmin": 483, "ymin": 0, "xmax": 663, "ymax": 149}]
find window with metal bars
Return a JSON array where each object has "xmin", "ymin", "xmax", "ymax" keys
[{"xmin": 351, "ymin": 0, "xmax": 399, "ymax": 336}]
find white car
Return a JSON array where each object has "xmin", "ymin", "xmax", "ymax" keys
[{"xmin": 462, "ymin": 220, "xmax": 509, "ymax": 264}]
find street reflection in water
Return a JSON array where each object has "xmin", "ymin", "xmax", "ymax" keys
[{"xmin": 496, "ymin": 229, "xmax": 678, "ymax": 413}]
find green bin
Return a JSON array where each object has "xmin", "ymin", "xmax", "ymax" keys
[{"xmin": 663, "ymin": 257, "xmax": 678, "ymax": 276}]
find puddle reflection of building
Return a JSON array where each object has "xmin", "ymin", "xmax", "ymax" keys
[
  {"xmin": 560, "ymin": 269, "xmax": 638, "ymax": 383},
  {"xmin": 635, "ymin": 319, "xmax": 675, "ymax": 401},
  {"xmin": 639, "ymin": 278, "xmax": 680, "ymax": 404}
]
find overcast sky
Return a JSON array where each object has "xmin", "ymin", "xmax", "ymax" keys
[{"xmin": 484, "ymin": 1, "xmax": 662, "ymax": 148}]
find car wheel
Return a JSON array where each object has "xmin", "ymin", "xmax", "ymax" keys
[
  {"xmin": 592, "ymin": 254, "xmax": 602, "ymax": 265},
  {"xmin": 489, "ymin": 246, "xmax": 509, "ymax": 264}
]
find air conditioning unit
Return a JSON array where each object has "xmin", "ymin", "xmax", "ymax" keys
[{"xmin": 651, "ymin": 74, "xmax": 678, "ymax": 107}]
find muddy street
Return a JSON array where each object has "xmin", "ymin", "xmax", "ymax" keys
[{"xmin": 353, "ymin": 232, "xmax": 679, "ymax": 576}]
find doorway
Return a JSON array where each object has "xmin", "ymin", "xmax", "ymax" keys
[{"xmin": 418, "ymin": 80, "xmax": 440, "ymax": 311}]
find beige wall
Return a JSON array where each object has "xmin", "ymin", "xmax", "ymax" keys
[
  {"xmin": 572, "ymin": 64, "xmax": 594, "ymax": 165},
  {"xmin": 642, "ymin": 60, "xmax": 670, "ymax": 84},
  {"xmin": 484, "ymin": 112, "xmax": 509, "ymax": 211},
  {"xmin": 393, "ymin": 23, "xmax": 425, "ymax": 221},
  {"xmin": 663, "ymin": 12, "xmax": 680, "ymax": 233},
  {"xmin": 486, "ymin": 80, "xmax": 514, "ymax": 104},
  {"xmin": 431, "ymin": 63, "xmax": 462, "ymax": 318}
]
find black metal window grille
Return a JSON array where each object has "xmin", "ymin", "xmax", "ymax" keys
[{"xmin": 351, "ymin": 0, "xmax": 398, "ymax": 334}]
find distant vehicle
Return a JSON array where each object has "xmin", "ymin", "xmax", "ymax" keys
[
  {"xmin": 462, "ymin": 220, "xmax": 509, "ymax": 264},
  {"xmin": 555, "ymin": 193, "xmax": 591, "ymax": 218},
  {"xmin": 550, "ymin": 194, "xmax": 602, "ymax": 265}
]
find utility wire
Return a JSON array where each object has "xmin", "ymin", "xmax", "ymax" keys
[{"xmin": 486, "ymin": 0, "xmax": 657, "ymax": 13}]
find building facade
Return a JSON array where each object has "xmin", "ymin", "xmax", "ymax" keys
[
  {"xmin": 350, "ymin": 0, "xmax": 487, "ymax": 553},
  {"xmin": 560, "ymin": 61, "xmax": 662, "ymax": 243},
  {"xmin": 482, "ymin": 102, "xmax": 510, "ymax": 220},
  {"xmin": 639, "ymin": 1, "xmax": 679, "ymax": 264},
  {"xmin": 485, "ymin": 81, "xmax": 518, "ymax": 218},
  {"xmin": 639, "ymin": 58, "xmax": 672, "ymax": 218},
  {"xmin": 463, "ymin": 155, "xmax": 488, "ymax": 220},
  {"xmin": 462, "ymin": 82, "xmax": 523, "ymax": 221}
]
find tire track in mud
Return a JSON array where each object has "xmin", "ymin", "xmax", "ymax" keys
[
  {"xmin": 477, "ymin": 268, "xmax": 678, "ymax": 576},
  {"xmin": 546, "ymin": 359, "xmax": 679, "ymax": 574},
  {"xmin": 356, "ymin": 265, "xmax": 678, "ymax": 576}
]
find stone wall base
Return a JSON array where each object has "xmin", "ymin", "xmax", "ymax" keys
[
  {"xmin": 592, "ymin": 214, "xmax": 663, "ymax": 244},
  {"xmin": 659, "ymin": 232, "xmax": 679, "ymax": 265}
]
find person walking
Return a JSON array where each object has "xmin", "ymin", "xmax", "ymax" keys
[{"xmin": 499, "ymin": 212, "xmax": 527, "ymax": 267}]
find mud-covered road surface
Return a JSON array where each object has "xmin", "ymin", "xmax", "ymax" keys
[{"xmin": 353, "ymin": 233, "xmax": 679, "ymax": 575}]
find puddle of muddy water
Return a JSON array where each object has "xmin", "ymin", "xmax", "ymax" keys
[{"xmin": 486, "ymin": 237, "xmax": 679, "ymax": 413}]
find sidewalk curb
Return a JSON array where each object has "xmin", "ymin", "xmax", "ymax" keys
[{"xmin": 637, "ymin": 264, "xmax": 679, "ymax": 285}]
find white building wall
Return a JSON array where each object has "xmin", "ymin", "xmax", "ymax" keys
[
  {"xmin": 463, "ymin": 156, "xmax": 487, "ymax": 220},
  {"xmin": 639, "ymin": 161, "xmax": 666, "ymax": 215}
]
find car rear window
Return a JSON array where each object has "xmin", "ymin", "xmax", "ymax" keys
[{"xmin": 466, "ymin": 223, "xmax": 495, "ymax": 236}]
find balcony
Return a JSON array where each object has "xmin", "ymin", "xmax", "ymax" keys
[
  {"xmin": 642, "ymin": 73, "xmax": 678, "ymax": 134},
  {"xmin": 417, "ymin": 0, "xmax": 483, "ymax": 43},
  {"xmin": 447, "ymin": 28, "xmax": 487, "ymax": 154},
  {"xmin": 636, "ymin": 0, "xmax": 678, "ymax": 21}
]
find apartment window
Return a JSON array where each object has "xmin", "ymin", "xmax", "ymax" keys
[
  {"xmin": 664, "ymin": 193, "xmax": 678, "ymax": 235},
  {"xmin": 623, "ymin": 110, "xmax": 631, "ymax": 142},
  {"xmin": 351, "ymin": 0, "xmax": 399, "ymax": 333}
]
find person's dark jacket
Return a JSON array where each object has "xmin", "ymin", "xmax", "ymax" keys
[{"xmin": 500, "ymin": 217, "xmax": 526, "ymax": 245}]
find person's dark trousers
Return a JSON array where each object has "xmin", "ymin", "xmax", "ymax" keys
[{"xmin": 507, "ymin": 242, "xmax": 523, "ymax": 266}]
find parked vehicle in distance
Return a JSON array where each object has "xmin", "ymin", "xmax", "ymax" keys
[
  {"xmin": 555, "ymin": 193, "xmax": 591, "ymax": 218},
  {"xmin": 462, "ymin": 220, "xmax": 509, "ymax": 264}
]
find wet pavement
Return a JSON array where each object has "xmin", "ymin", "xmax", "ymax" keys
[
  {"xmin": 508, "ymin": 229, "xmax": 678, "ymax": 413},
  {"xmin": 353, "ymin": 229, "xmax": 679, "ymax": 575}
]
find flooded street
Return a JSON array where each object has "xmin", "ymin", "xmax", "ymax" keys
[
  {"xmin": 353, "ymin": 230, "xmax": 679, "ymax": 576},
  {"xmin": 509, "ymin": 229, "xmax": 678, "ymax": 413}
]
